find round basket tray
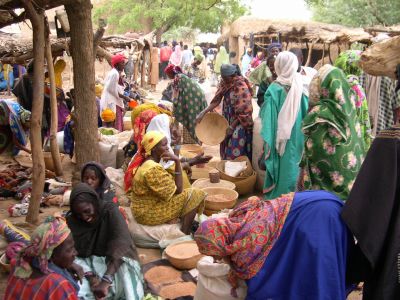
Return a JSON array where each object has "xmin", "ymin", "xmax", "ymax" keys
[
  {"xmin": 195, "ymin": 112, "xmax": 228, "ymax": 145},
  {"xmin": 0, "ymin": 253, "xmax": 10, "ymax": 273},
  {"xmin": 203, "ymin": 187, "xmax": 238, "ymax": 211},
  {"xmin": 192, "ymin": 178, "xmax": 236, "ymax": 190},
  {"xmin": 165, "ymin": 241, "xmax": 203, "ymax": 270}
]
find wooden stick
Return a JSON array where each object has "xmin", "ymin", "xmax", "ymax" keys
[
  {"xmin": 305, "ymin": 41, "xmax": 314, "ymax": 67},
  {"xmin": 22, "ymin": 0, "xmax": 45, "ymax": 225},
  {"xmin": 45, "ymin": 17, "xmax": 63, "ymax": 176}
]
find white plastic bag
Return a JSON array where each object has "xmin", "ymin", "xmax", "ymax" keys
[
  {"xmin": 194, "ymin": 256, "xmax": 247, "ymax": 300},
  {"xmin": 225, "ymin": 161, "xmax": 247, "ymax": 177},
  {"xmin": 99, "ymin": 141, "xmax": 118, "ymax": 168}
]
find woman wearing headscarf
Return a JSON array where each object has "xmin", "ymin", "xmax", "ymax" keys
[
  {"xmin": 250, "ymin": 51, "xmax": 265, "ymax": 69},
  {"xmin": 298, "ymin": 65, "xmax": 367, "ymax": 201},
  {"xmin": 342, "ymin": 125, "xmax": 400, "ymax": 299},
  {"xmin": 195, "ymin": 190, "xmax": 351, "ymax": 299},
  {"xmin": 214, "ymin": 46, "xmax": 229, "ymax": 76},
  {"xmin": 67, "ymin": 183, "xmax": 144, "ymax": 300},
  {"xmin": 241, "ymin": 48, "xmax": 253, "ymax": 75},
  {"xmin": 127, "ymin": 131, "xmax": 206, "ymax": 234},
  {"xmin": 183, "ymin": 53, "xmax": 206, "ymax": 83},
  {"xmin": 100, "ymin": 54, "xmax": 130, "ymax": 131},
  {"xmin": 4, "ymin": 216, "xmax": 80, "ymax": 300},
  {"xmin": 334, "ymin": 50, "xmax": 372, "ymax": 148},
  {"xmin": 261, "ymin": 51, "xmax": 308, "ymax": 199},
  {"xmin": 169, "ymin": 45, "xmax": 183, "ymax": 67},
  {"xmin": 164, "ymin": 64, "xmax": 207, "ymax": 143},
  {"xmin": 196, "ymin": 64, "xmax": 254, "ymax": 160},
  {"xmin": 0, "ymin": 99, "xmax": 31, "ymax": 156}
]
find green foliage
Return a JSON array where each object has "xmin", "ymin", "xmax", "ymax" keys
[
  {"xmin": 305, "ymin": 0, "xmax": 400, "ymax": 27},
  {"xmin": 93, "ymin": 0, "xmax": 248, "ymax": 34}
]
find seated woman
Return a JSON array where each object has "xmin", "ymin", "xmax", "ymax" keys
[
  {"xmin": 4, "ymin": 216, "xmax": 79, "ymax": 300},
  {"xmin": 67, "ymin": 183, "xmax": 144, "ymax": 300},
  {"xmin": 127, "ymin": 131, "xmax": 206, "ymax": 234},
  {"xmin": 298, "ymin": 65, "xmax": 368, "ymax": 200},
  {"xmin": 0, "ymin": 99, "xmax": 31, "ymax": 156},
  {"xmin": 195, "ymin": 190, "xmax": 352, "ymax": 300}
]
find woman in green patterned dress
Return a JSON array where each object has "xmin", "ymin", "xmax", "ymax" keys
[
  {"xmin": 298, "ymin": 65, "xmax": 368, "ymax": 201},
  {"xmin": 164, "ymin": 64, "xmax": 207, "ymax": 143}
]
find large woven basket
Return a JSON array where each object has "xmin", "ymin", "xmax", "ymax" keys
[
  {"xmin": 192, "ymin": 178, "xmax": 236, "ymax": 190},
  {"xmin": 165, "ymin": 241, "xmax": 204, "ymax": 270},
  {"xmin": 216, "ymin": 156, "xmax": 254, "ymax": 181},
  {"xmin": 203, "ymin": 187, "xmax": 238, "ymax": 211},
  {"xmin": 233, "ymin": 171, "xmax": 257, "ymax": 195},
  {"xmin": 195, "ymin": 112, "xmax": 228, "ymax": 145}
]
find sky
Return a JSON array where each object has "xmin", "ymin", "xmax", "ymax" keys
[{"xmin": 249, "ymin": 0, "xmax": 312, "ymax": 20}]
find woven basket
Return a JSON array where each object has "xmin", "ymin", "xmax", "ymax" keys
[
  {"xmin": 203, "ymin": 187, "xmax": 238, "ymax": 211},
  {"xmin": 195, "ymin": 112, "xmax": 228, "ymax": 145},
  {"xmin": 181, "ymin": 144, "xmax": 204, "ymax": 159},
  {"xmin": 216, "ymin": 156, "xmax": 254, "ymax": 181},
  {"xmin": 0, "ymin": 253, "xmax": 10, "ymax": 273},
  {"xmin": 43, "ymin": 152, "xmax": 64, "ymax": 172},
  {"xmin": 192, "ymin": 178, "xmax": 236, "ymax": 190},
  {"xmin": 165, "ymin": 241, "xmax": 204, "ymax": 270},
  {"xmin": 204, "ymin": 208, "xmax": 220, "ymax": 216},
  {"xmin": 233, "ymin": 171, "xmax": 257, "ymax": 195}
]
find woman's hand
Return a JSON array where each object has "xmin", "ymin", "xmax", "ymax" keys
[
  {"xmin": 182, "ymin": 162, "xmax": 192, "ymax": 177},
  {"xmin": 195, "ymin": 111, "xmax": 206, "ymax": 124},
  {"xmin": 92, "ymin": 281, "xmax": 111, "ymax": 300},
  {"xmin": 68, "ymin": 263, "xmax": 84, "ymax": 284},
  {"xmin": 189, "ymin": 154, "xmax": 212, "ymax": 166},
  {"xmin": 161, "ymin": 151, "xmax": 180, "ymax": 162}
]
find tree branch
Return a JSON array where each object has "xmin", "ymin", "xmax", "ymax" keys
[{"xmin": 203, "ymin": 0, "xmax": 221, "ymax": 10}]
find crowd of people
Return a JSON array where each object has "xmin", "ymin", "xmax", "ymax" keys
[{"xmin": 2, "ymin": 36, "xmax": 400, "ymax": 300}]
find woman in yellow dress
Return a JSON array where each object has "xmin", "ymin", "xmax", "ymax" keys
[{"xmin": 128, "ymin": 131, "xmax": 206, "ymax": 234}]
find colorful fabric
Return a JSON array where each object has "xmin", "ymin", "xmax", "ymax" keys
[
  {"xmin": 95, "ymin": 84, "xmax": 103, "ymax": 97},
  {"xmin": 160, "ymin": 45, "xmax": 173, "ymax": 62},
  {"xmin": 111, "ymin": 54, "xmax": 126, "ymax": 68},
  {"xmin": 133, "ymin": 110, "xmax": 158, "ymax": 145},
  {"xmin": 195, "ymin": 193, "xmax": 294, "ymax": 288},
  {"xmin": 172, "ymin": 73, "xmax": 207, "ymax": 143},
  {"xmin": 183, "ymin": 64, "xmax": 206, "ymax": 83},
  {"xmin": 169, "ymin": 45, "xmax": 183, "ymax": 66},
  {"xmin": 334, "ymin": 50, "xmax": 362, "ymax": 77},
  {"xmin": 54, "ymin": 59, "xmax": 66, "ymax": 88},
  {"xmin": 246, "ymin": 191, "xmax": 350, "ymax": 300},
  {"xmin": 75, "ymin": 256, "xmax": 144, "ymax": 300},
  {"xmin": 214, "ymin": 46, "xmax": 229, "ymax": 75},
  {"xmin": 129, "ymin": 159, "xmax": 205, "ymax": 225},
  {"xmin": 4, "ymin": 271, "xmax": 78, "ymax": 300},
  {"xmin": 164, "ymin": 64, "xmax": 182, "ymax": 78},
  {"xmin": 241, "ymin": 53, "xmax": 253, "ymax": 75},
  {"xmin": 194, "ymin": 53, "xmax": 204, "ymax": 63},
  {"xmin": 300, "ymin": 66, "xmax": 367, "ymax": 200},
  {"xmin": 100, "ymin": 108, "xmax": 116, "ymax": 123},
  {"xmin": 14, "ymin": 216, "xmax": 70, "ymax": 279},
  {"xmin": 57, "ymin": 101, "xmax": 70, "ymax": 132},
  {"xmin": 142, "ymin": 130, "xmax": 165, "ymax": 156},
  {"xmin": 130, "ymin": 103, "xmax": 171, "ymax": 128},
  {"xmin": 261, "ymin": 82, "xmax": 308, "ymax": 199},
  {"xmin": 0, "ymin": 99, "xmax": 30, "ymax": 155}
]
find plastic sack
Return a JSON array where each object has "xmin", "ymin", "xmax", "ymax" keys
[
  {"xmin": 225, "ymin": 161, "xmax": 247, "ymax": 177},
  {"xmin": 194, "ymin": 256, "xmax": 247, "ymax": 300},
  {"xmin": 99, "ymin": 141, "xmax": 118, "ymax": 168}
]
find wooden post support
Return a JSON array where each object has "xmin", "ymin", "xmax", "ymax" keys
[
  {"xmin": 305, "ymin": 41, "xmax": 314, "ymax": 67},
  {"xmin": 150, "ymin": 47, "xmax": 159, "ymax": 90},
  {"xmin": 22, "ymin": 0, "xmax": 46, "ymax": 225},
  {"xmin": 141, "ymin": 51, "xmax": 146, "ymax": 88},
  {"xmin": 45, "ymin": 17, "xmax": 63, "ymax": 176}
]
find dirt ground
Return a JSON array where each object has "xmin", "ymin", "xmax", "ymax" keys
[{"xmin": 0, "ymin": 78, "xmax": 362, "ymax": 299}]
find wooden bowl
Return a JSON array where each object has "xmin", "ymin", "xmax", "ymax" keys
[
  {"xmin": 195, "ymin": 112, "xmax": 228, "ymax": 145},
  {"xmin": 165, "ymin": 241, "xmax": 203, "ymax": 270},
  {"xmin": 203, "ymin": 187, "xmax": 238, "ymax": 211},
  {"xmin": 0, "ymin": 253, "xmax": 10, "ymax": 273}
]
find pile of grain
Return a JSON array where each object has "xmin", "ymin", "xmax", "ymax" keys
[
  {"xmin": 144, "ymin": 266, "xmax": 182, "ymax": 285},
  {"xmin": 206, "ymin": 194, "xmax": 231, "ymax": 202},
  {"xmin": 159, "ymin": 282, "xmax": 197, "ymax": 299},
  {"xmin": 167, "ymin": 242, "xmax": 201, "ymax": 259}
]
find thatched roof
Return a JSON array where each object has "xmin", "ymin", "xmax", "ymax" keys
[{"xmin": 222, "ymin": 17, "xmax": 377, "ymax": 45}]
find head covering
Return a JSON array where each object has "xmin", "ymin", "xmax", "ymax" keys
[
  {"xmin": 274, "ymin": 51, "xmax": 304, "ymax": 155},
  {"xmin": 334, "ymin": 50, "xmax": 363, "ymax": 77},
  {"xmin": 133, "ymin": 110, "xmax": 158, "ymax": 145},
  {"xmin": 169, "ymin": 45, "xmax": 183, "ymax": 66},
  {"xmin": 67, "ymin": 183, "xmax": 135, "ymax": 260},
  {"xmin": 111, "ymin": 54, "xmax": 126, "ymax": 68},
  {"xmin": 130, "ymin": 103, "xmax": 172, "ymax": 127},
  {"xmin": 195, "ymin": 194, "xmax": 293, "ymax": 288},
  {"xmin": 54, "ymin": 59, "xmax": 66, "ymax": 89},
  {"xmin": 341, "ymin": 126, "xmax": 400, "ymax": 298},
  {"xmin": 14, "ymin": 216, "xmax": 71, "ymax": 279},
  {"xmin": 81, "ymin": 161, "xmax": 112, "ymax": 200},
  {"xmin": 308, "ymin": 64, "xmax": 335, "ymax": 107},
  {"xmin": 267, "ymin": 43, "xmax": 282, "ymax": 53},
  {"xmin": 194, "ymin": 53, "xmax": 204, "ymax": 63},
  {"xmin": 95, "ymin": 84, "xmax": 103, "ymax": 98},
  {"xmin": 147, "ymin": 114, "xmax": 174, "ymax": 168},
  {"xmin": 20, "ymin": 109, "xmax": 31, "ymax": 125},
  {"xmin": 193, "ymin": 46, "xmax": 203, "ymax": 57},
  {"xmin": 164, "ymin": 64, "xmax": 183, "ymax": 78},
  {"xmin": 142, "ymin": 131, "xmax": 165, "ymax": 156},
  {"xmin": 101, "ymin": 108, "xmax": 116, "ymax": 123},
  {"xmin": 220, "ymin": 64, "xmax": 237, "ymax": 77},
  {"xmin": 124, "ymin": 131, "xmax": 165, "ymax": 191},
  {"xmin": 215, "ymin": 46, "xmax": 230, "ymax": 74}
]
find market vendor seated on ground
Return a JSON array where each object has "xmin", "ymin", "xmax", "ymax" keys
[
  {"xmin": 4, "ymin": 216, "xmax": 80, "ymax": 300},
  {"xmin": 195, "ymin": 190, "xmax": 352, "ymax": 300},
  {"xmin": 67, "ymin": 183, "xmax": 144, "ymax": 300},
  {"xmin": 126, "ymin": 131, "xmax": 206, "ymax": 234},
  {"xmin": 0, "ymin": 99, "xmax": 31, "ymax": 156}
]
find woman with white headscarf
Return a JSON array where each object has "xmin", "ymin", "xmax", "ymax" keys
[{"xmin": 260, "ymin": 51, "xmax": 309, "ymax": 199}]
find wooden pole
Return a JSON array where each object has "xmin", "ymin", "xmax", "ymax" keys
[
  {"xmin": 141, "ymin": 51, "xmax": 146, "ymax": 87},
  {"xmin": 45, "ymin": 16, "xmax": 63, "ymax": 176},
  {"xmin": 22, "ymin": 0, "xmax": 45, "ymax": 224},
  {"xmin": 305, "ymin": 41, "xmax": 314, "ymax": 67},
  {"xmin": 65, "ymin": 0, "xmax": 99, "ymax": 170},
  {"xmin": 150, "ymin": 47, "xmax": 159, "ymax": 90}
]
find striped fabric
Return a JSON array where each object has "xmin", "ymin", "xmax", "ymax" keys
[{"xmin": 4, "ymin": 272, "xmax": 78, "ymax": 300}]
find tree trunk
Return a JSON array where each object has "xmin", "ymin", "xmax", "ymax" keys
[
  {"xmin": 22, "ymin": 0, "xmax": 45, "ymax": 224},
  {"xmin": 65, "ymin": 0, "xmax": 99, "ymax": 170},
  {"xmin": 45, "ymin": 22, "xmax": 63, "ymax": 177}
]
